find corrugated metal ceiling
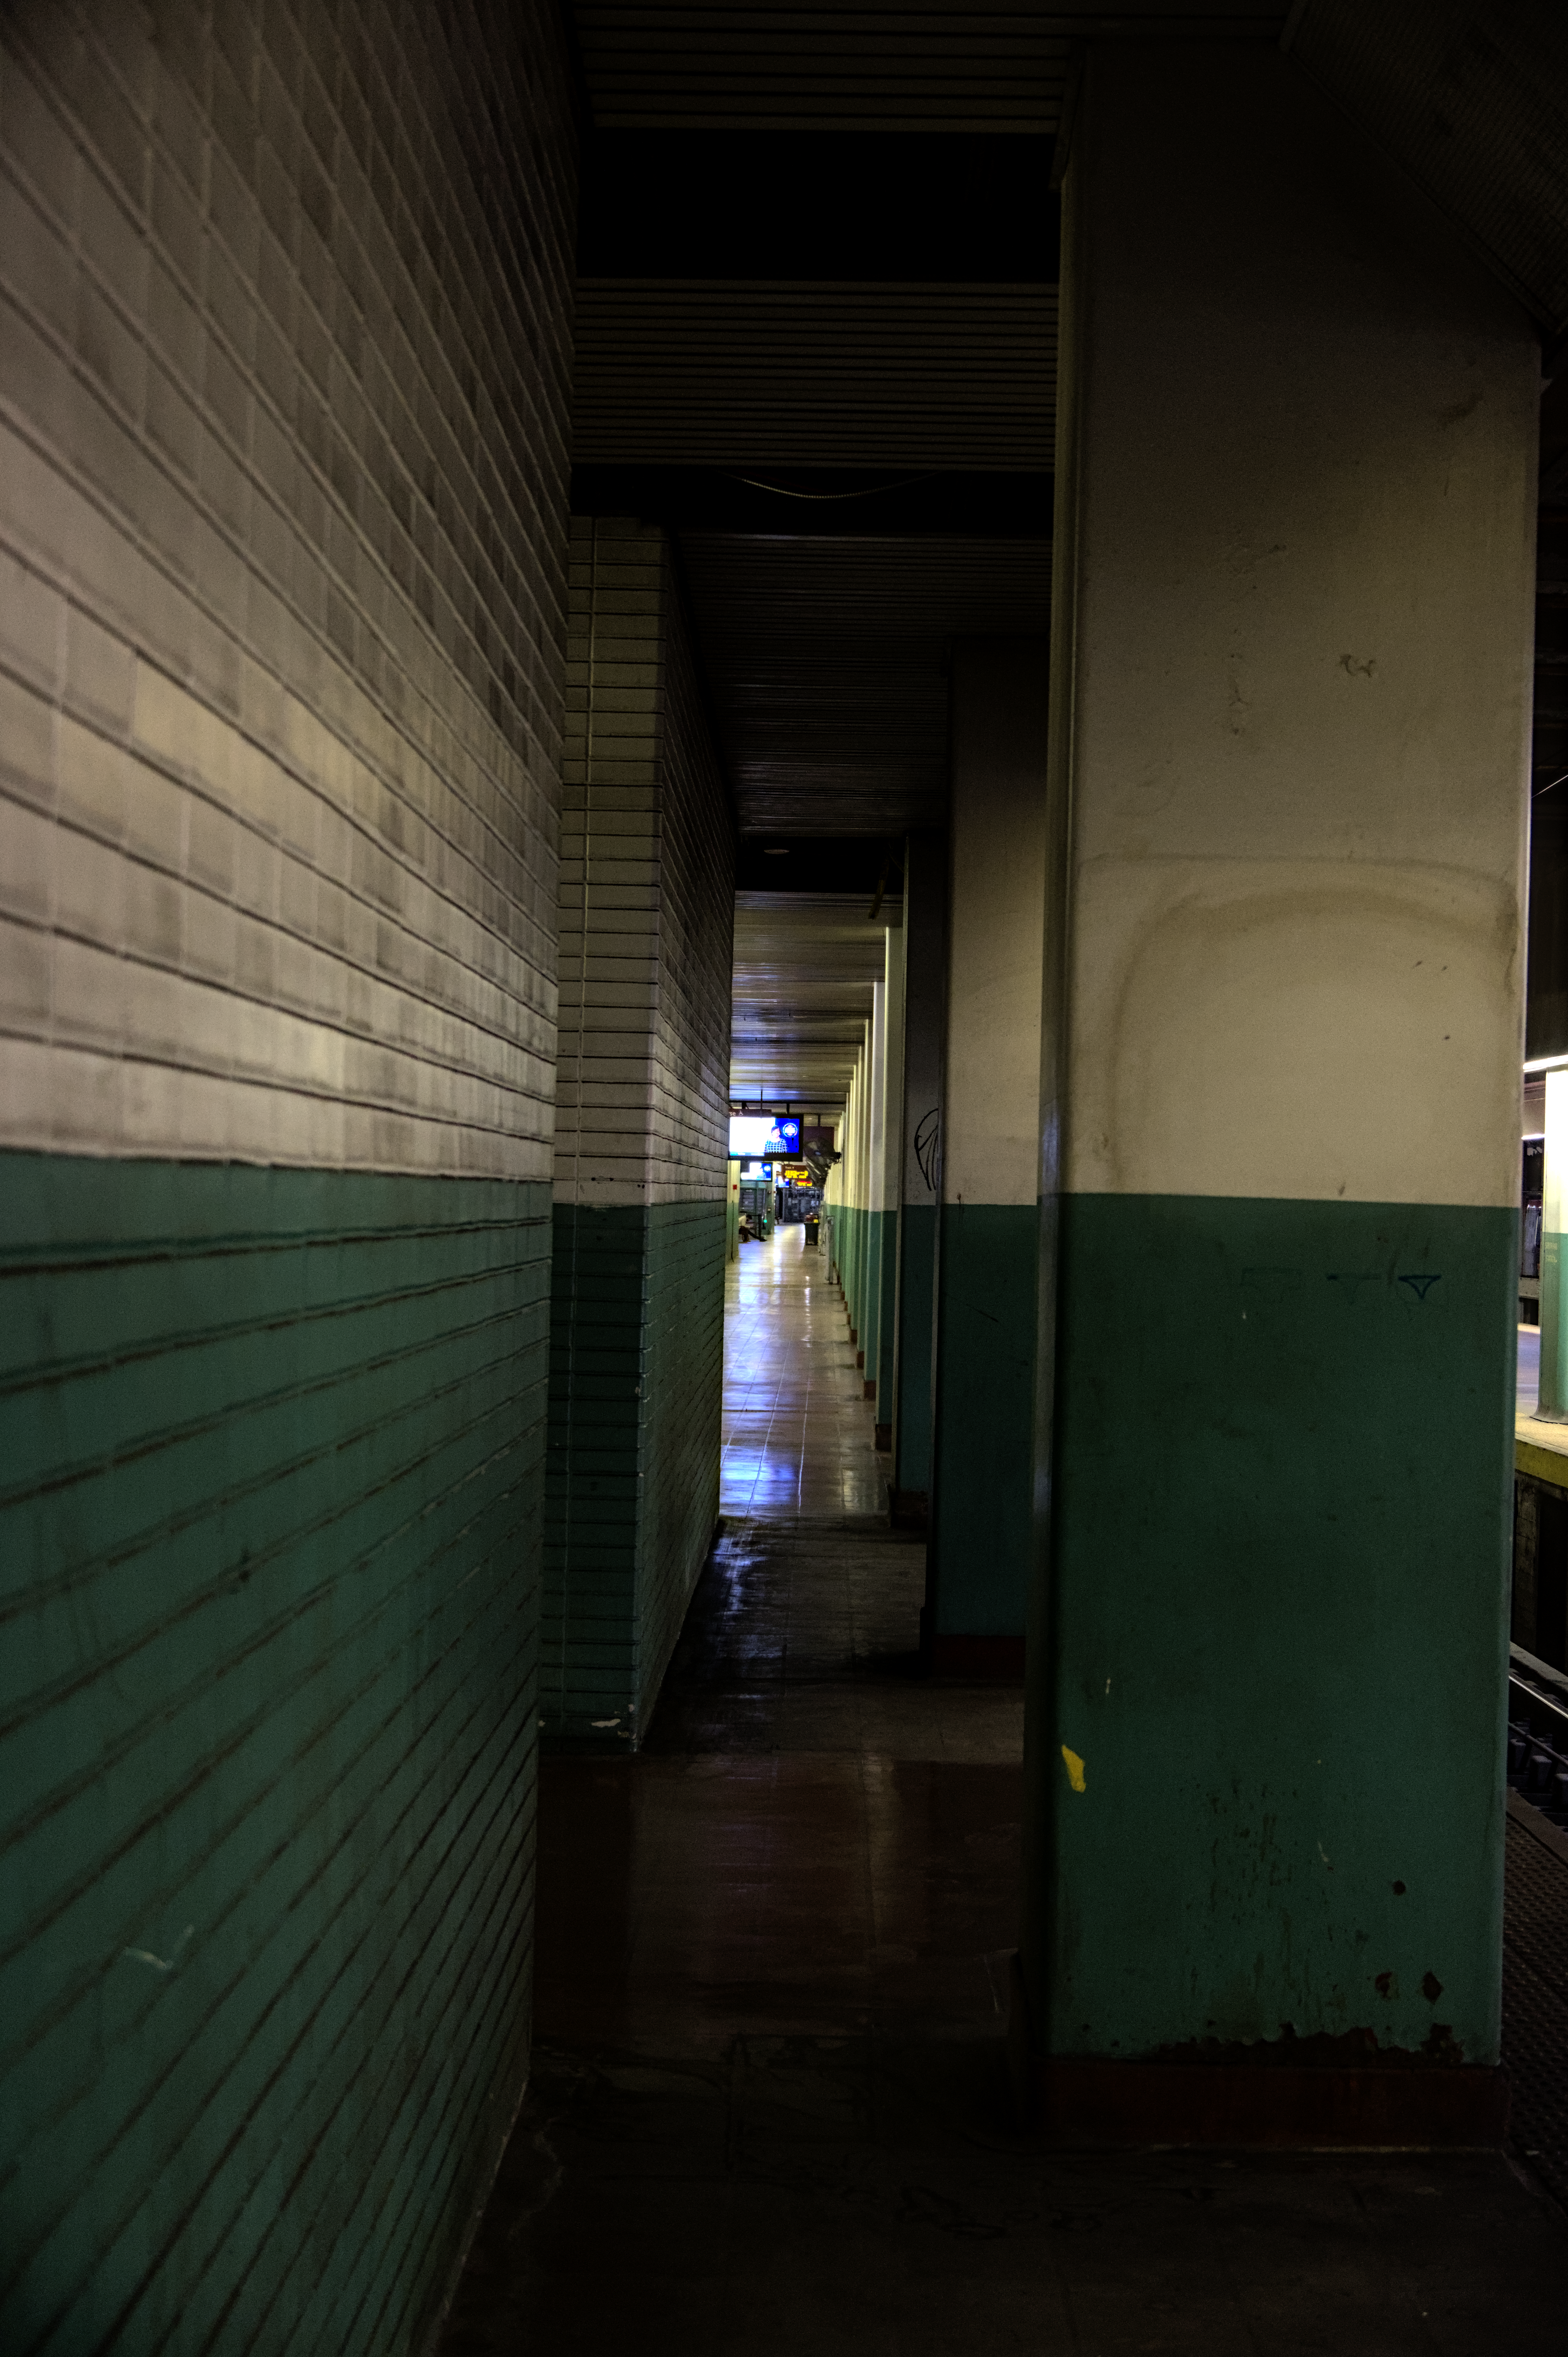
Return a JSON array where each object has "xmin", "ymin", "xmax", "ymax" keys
[
  {"xmin": 731, "ymin": 892, "xmax": 897, "ymax": 1099},
  {"xmin": 574, "ymin": 280, "xmax": 1054, "ymax": 471},
  {"xmin": 573, "ymin": 4, "xmax": 1288, "ymax": 134},
  {"xmin": 678, "ymin": 532, "xmax": 1051, "ymax": 834}
]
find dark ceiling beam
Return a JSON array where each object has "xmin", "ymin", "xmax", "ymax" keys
[
  {"xmin": 571, "ymin": 465, "xmax": 1051, "ymax": 538},
  {"xmin": 577, "ymin": 131, "xmax": 1059, "ymax": 283}
]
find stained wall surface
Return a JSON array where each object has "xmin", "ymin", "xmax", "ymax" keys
[
  {"xmin": 0, "ymin": 3, "xmax": 575, "ymax": 2347},
  {"xmin": 1027, "ymin": 43, "xmax": 1536, "ymax": 2069},
  {"xmin": 544, "ymin": 518, "xmax": 733, "ymax": 1747}
]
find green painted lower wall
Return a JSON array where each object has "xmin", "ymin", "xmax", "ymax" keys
[
  {"xmin": 543, "ymin": 1205, "xmax": 644, "ymax": 1734},
  {"xmin": 0, "ymin": 1152, "xmax": 550, "ymax": 2353},
  {"xmin": 1024, "ymin": 1192, "xmax": 1515, "ymax": 2066},
  {"xmin": 859, "ymin": 1207, "xmax": 884, "ymax": 1388},
  {"xmin": 638, "ymin": 1199, "xmax": 727, "ymax": 1717},
  {"xmin": 847, "ymin": 1202, "xmax": 864, "ymax": 1339},
  {"xmin": 844, "ymin": 1203, "xmax": 865, "ymax": 1339},
  {"xmin": 875, "ymin": 1206, "xmax": 900, "ymax": 1408},
  {"xmin": 543, "ymin": 1199, "xmax": 724, "ymax": 1745},
  {"xmin": 893, "ymin": 1201, "xmax": 937, "ymax": 1492},
  {"xmin": 929, "ymin": 1202, "xmax": 1038, "ymax": 1633}
]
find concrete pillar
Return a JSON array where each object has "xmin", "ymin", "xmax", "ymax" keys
[
  {"xmin": 834, "ymin": 1061, "xmax": 852, "ymax": 1296},
  {"xmin": 848, "ymin": 1023, "xmax": 871, "ymax": 1359},
  {"xmin": 1021, "ymin": 42, "xmax": 1536, "ymax": 2144},
  {"xmin": 874, "ymin": 921, "xmax": 907, "ymax": 1444},
  {"xmin": 1539, "ymin": 1068, "xmax": 1568, "ymax": 1414},
  {"xmin": 891, "ymin": 832, "xmax": 948, "ymax": 1520},
  {"xmin": 546, "ymin": 519, "xmax": 733, "ymax": 1751},
  {"xmin": 863, "ymin": 975, "xmax": 890, "ymax": 1402},
  {"xmin": 835, "ymin": 1057, "xmax": 856, "ymax": 1304},
  {"xmin": 926, "ymin": 642, "xmax": 1049, "ymax": 1670}
]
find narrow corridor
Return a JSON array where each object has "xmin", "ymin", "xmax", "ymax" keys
[
  {"xmin": 439, "ymin": 1231, "xmax": 1565, "ymax": 2354},
  {"xmin": 525, "ymin": 1221, "xmax": 1025, "ymax": 2061}
]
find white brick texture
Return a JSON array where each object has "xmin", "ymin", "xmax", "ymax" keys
[
  {"xmin": 0, "ymin": 0, "xmax": 574, "ymax": 1179},
  {"xmin": 555, "ymin": 516, "xmax": 734, "ymax": 1206}
]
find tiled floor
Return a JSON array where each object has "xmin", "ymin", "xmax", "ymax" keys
[
  {"xmin": 719, "ymin": 1223, "xmax": 886, "ymax": 1518},
  {"xmin": 439, "ymin": 1228, "xmax": 1568, "ymax": 2354}
]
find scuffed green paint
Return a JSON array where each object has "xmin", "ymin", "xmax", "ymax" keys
[
  {"xmin": 858, "ymin": 1207, "xmax": 884, "ymax": 1388},
  {"xmin": 544, "ymin": 1198, "xmax": 724, "ymax": 1747},
  {"xmin": 0, "ymin": 1152, "xmax": 550, "ymax": 2354},
  {"xmin": 875, "ymin": 1205, "xmax": 900, "ymax": 1409},
  {"xmin": 893, "ymin": 1201, "xmax": 937, "ymax": 1492},
  {"xmin": 1024, "ymin": 1192, "xmax": 1514, "ymax": 2065},
  {"xmin": 929, "ymin": 1202, "xmax": 1038, "ymax": 1633}
]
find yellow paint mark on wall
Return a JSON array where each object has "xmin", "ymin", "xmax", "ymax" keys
[{"xmin": 1061, "ymin": 1744, "xmax": 1086, "ymax": 1793}]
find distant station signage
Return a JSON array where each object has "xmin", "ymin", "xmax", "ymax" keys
[{"xmin": 729, "ymin": 1115, "xmax": 801, "ymax": 1160}]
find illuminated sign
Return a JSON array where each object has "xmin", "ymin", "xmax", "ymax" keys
[{"xmin": 729, "ymin": 1115, "xmax": 801, "ymax": 1159}]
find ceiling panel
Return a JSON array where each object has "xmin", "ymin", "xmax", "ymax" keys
[
  {"xmin": 731, "ymin": 892, "xmax": 898, "ymax": 1100},
  {"xmin": 679, "ymin": 532, "xmax": 1051, "ymax": 833},
  {"xmin": 574, "ymin": 280, "xmax": 1054, "ymax": 471},
  {"xmin": 572, "ymin": 5, "xmax": 1288, "ymax": 134},
  {"xmin": 574, "ymin": 6, "xmax": 1069, "ymax": 132}
]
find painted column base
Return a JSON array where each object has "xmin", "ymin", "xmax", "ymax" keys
[
  {"xmin": 855, "ymin": 1347, "xmax": 864, "ymax": 1367},
  {"xmin": 863, "ymin": 1377, "xmax": 876, "ymax": 1401},
  {"xmin": 874, "ymin": 1420, "xmax": 893, "ymax": 1450},
  {"xmin": 1021, "ymin": 2057, "xmax": 1508, "ymax": 2150},
  {"xmin": 1005, "ymin": 1953, "xmax": 1506, "ymax": 2146},
  {"xmin": 889, "ymin": 1488, "xmax": 928, "ymax": 1530}
]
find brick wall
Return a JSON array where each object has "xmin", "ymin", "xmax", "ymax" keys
[
  {"xmin": 545, "ymin": 518, "xmax": 733, "ymax": 1745},
  {"xmin": 0, "ymin": 2, "xmax": 574, "ymax": 2347}
]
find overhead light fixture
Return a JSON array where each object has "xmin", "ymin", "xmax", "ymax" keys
[{"xmin": 1525, "ymin": 1054, "xmax": 1568, "ymax": 1074}]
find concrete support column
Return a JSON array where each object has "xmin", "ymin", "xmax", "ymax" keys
[
  {"xmin": 1539, "ymin": 1068, "xmax": 1568, "ymax": 1415},
  {"xmin": 874, "ymin": 922, "xmax": 907, "ymax": 1443},
  {"xmin": 891, "ymin": 832, "xmax": 948, "ymax": 1520},
  {"xmin": 836, "ymin": 1054, "xmax": 856, "ymax": 1306},
  {"xmin": 837, "ymin": 1054, "xmax": 857, "ymax": 1309},
  {"xmin": 546, "ymin": 520, "xmax": 733, "ymax": 1752},
  {"xmin": 863, "ymin": 975, "xmax": 890, "ymax": 1403},
  {"xmin": 849, "ymin": 1024, "xmax": 871, "ymax": 1358},
  {"xmin": 1021, "ymin": 43, "xmax": 1536, "ymax": 2145},
  {"xmin": 926, "ymin": 642, "xmax": 1049, "ymax": 1670}
]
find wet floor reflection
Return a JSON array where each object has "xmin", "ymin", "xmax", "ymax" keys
[
  {"xmin": 439, "ymin": 1219, "xmax": 1568, "ymax": 2354},
  {"xmin": 720, "ymin": 1224, "xmax": 888, "ymax": 1518},
  {"xmin": 526, "ymin": 1218, "xmax": 1026, "ymax": 2061}
]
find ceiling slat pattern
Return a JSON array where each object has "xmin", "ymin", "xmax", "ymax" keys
[
  {"xmin": 574, "ymin": 280, "xmax": 1055, "ymax": 471},
  {"xmin": 576, "ymin": 7, "xmax": 1069, "ymax": 131},
  {"xmin": 573, "ymin": 5, "xmax": 1288, "ymax": 133},
  {"xmin": 679, "ymin": 533, "xmax": 1051, "ymax": 834},
  {"xmin": 731, "ymin": 892, "xmax": 897, "ymax": 1099}
]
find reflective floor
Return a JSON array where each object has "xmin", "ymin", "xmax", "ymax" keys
[
  {"xmin": 720, "ymin": 1222, "xmax": 887, "ymax": 1517},
  {"xmin": 441, "ymin": 1229, "xmax": 1568, "ymax": 2353},
  {"xmin": 527, "ymin": 1221, "xmax": 1025, "ymax": 2062}
]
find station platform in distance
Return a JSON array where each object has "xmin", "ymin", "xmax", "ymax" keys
[{"xmin": 1516, "ymin": 1323, "xmax": 1568, "ymax": 1486}]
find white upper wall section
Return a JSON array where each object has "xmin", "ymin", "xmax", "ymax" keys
[
  {"xmin": 944, "ymin": 640, "xmax": 1049, "ymax": 1207},
  {"xmin": 553, "ymin": 518, "xmax": 733, "ymax": 1208},
  {"xmin": 880, "ymin": 922, "xmax": 906, "ymax": 1210},
  {"xmin": 900, "ymin": 831, "xmax": 946, "ymax": 1203},
  {"xmin": 1056, "ymin": 45, "xmax": 1537, "ymax": 1209},
  {"xmin": 0, "ymin": 9, "xmax": 574, "ymax": 1178}
]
